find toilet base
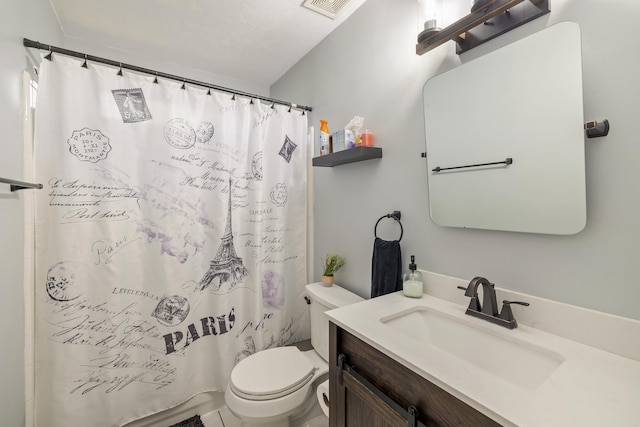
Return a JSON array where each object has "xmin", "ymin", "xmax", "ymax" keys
[
  {"xmin": 291, "ymin": 404, "xmax": 327, "ymax": 427},
  {"xmin": 297, "ymin": 414, "xmax": 328, "ymax": 427},
  {"xmin": 232, "ymin": 382, "xmax": 327, "ymax": 427}
]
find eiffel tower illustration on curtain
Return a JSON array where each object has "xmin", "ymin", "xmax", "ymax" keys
[{"xmin": 199, "ymin": 180, "xmax": 249, "ymax": 291}]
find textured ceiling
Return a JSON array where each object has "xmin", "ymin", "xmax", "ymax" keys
[{"xmin": 49, "ymin": 0, "xmax": 369, "ymax": 88}]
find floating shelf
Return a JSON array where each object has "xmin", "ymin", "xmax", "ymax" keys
[
  {"xmin": 416, "ymin": 0, "xmax": 550, "ymax": 55},
  {"xmin": 312, "ymin": 146, "xmax": 382, "ymax": 167}
]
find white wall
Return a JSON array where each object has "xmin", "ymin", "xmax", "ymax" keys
[
  {"xmin": 271, "ymin": 0, "xmax": 640, "ymax": 320},
  {"xmin": 0, "ymin": 1, "xmax": 63, "ymax": 425},
  {"xmin": 63, "ymin": 37, "xmax": 270, "ymax": 97}
]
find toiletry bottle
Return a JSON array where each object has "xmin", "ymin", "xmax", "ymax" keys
[
  {"xmin": 362, "ymin": 129, "xmax": 374, "ymax": 146},
  {"xmin": 319, "ymin": 120, "xmax": 330, "ymax": 155},
  {"xmin": 402, "ymin": 255, "xmax": 423, "ymax": 298}
]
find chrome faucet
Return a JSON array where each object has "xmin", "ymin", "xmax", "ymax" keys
[{"xmin": 458, "ymin": 277, "xmax": 529, "ymax": 329}]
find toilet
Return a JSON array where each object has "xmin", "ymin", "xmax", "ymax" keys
[{"xmin": 225, "ymin": 282, "xmax": 364, "ymax": 427}]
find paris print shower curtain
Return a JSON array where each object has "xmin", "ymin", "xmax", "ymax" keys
[{"xmin": 32, "ymin": 55, "xmax": 309, "ymax": 427}]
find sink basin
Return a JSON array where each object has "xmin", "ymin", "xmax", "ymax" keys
[{"xmin": 380, "ymin": 306, "xmax": 565, "ymax": 390}]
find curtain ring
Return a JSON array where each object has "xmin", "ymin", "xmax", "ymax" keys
[
  {"xmin": 374, "ymin": 212, "xmax": 403, "ymax": 242},
  {"xmin": 81, "ymin": 54, "xmax": 88, "ymax": 68}
]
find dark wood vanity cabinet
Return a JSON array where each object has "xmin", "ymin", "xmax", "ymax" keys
[{"xmin": 329, "ymin": 323, "xmax": 502, "ymax": 427}]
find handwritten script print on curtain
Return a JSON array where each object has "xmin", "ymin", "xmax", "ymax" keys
[{"xmin": 33, "ymin": 56, "xmax": 308, "ymax": 427}]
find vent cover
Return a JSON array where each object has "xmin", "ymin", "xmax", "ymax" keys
[{"xmin": 302, "ymin": 0, "xmax": 351, "ymax": 19}]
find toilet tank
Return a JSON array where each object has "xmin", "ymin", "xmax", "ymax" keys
[{"xmin": 305, "ymin": 282, "xmax": 364, "ymax": 361}]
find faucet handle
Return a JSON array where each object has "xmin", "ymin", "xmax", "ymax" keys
[
  {"xmin": 504, "ymin": 300, "xmax": 530, "ymax": 307},
  {"xmin": 499, "ymin": 300, "xmax": 530, "ymax": 327}
]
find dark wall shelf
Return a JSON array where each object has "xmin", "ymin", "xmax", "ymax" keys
[{"xmin": 312, "ymin": 147, "xmax": 382, "ymax": 167}]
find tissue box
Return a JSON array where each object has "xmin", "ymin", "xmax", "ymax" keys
[{"xmin": 331, "ymin": 129, "xmax": 355, "ymax": 152}]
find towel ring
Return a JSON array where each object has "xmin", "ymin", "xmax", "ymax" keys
[{"xmin": 374, "ymin": 211, "xmax": 403, "ymax": 242}]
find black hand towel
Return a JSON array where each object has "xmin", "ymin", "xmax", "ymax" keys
[{"xmin": 371, "ymin": 237, "xmax": 403, "ymax": 298}]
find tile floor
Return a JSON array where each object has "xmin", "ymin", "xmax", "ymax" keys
[{"xmin": 200, "ymin": 406, "xmax": 241, "ymax": 427}]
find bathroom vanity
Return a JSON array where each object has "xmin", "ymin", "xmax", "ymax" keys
[
  {"xmin": 329, "ymin": 323, "xmax": 499, "ymax": 426},
  {"xmin": 326, "ymin": 271, "xmax": 640, "ymax": 426}
]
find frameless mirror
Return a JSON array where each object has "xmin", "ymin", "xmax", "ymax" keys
[{"xmin": 423, "ymin": 21, "xmax": 586, "ymax": 235}]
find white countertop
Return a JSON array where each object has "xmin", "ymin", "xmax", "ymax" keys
[{"xmin": 326, "ymin": 287, "xmax": 640, "ymax": 426}]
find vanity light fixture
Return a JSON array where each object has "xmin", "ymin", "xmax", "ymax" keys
[
  {"xmin": 417, "ymin": 0, "xmax": 444, "ymax": 44},
  {"xmin": 416, "ymin": 0, "xmax": 550, "ymax": 55}
]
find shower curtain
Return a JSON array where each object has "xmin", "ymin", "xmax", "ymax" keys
[{"xmin": 31, "ymin": 55, "xmax": 309, "ymax": 427}]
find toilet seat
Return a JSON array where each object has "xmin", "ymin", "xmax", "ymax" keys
[{"xmin": 230, "ymin": 346, "xmax": 316, "ymax": 401}]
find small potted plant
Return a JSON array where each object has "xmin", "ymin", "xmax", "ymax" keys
[{"xmin": 321, "ymin": 253, "xmax": 347, "ymax": 286}]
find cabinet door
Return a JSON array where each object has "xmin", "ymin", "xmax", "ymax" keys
[{"xmin": 336, "ymin": 368, "xmax": 407, "ymax": 427}]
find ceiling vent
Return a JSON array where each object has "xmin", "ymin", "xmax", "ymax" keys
[{"xmin": 302, "ymin": 0, "xmax": 350, "ymax": 19}]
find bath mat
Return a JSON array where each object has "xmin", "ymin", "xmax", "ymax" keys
[{"xmin": 169, "ymin": 415, "xmax": 205, "ymax": 427}]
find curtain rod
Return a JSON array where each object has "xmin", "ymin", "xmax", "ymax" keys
[{"xmin": 23, "ymin": 38, "xmax": 312, "ymax": 113}]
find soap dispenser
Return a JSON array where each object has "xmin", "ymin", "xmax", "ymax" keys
[{"xmin": 402, "ymin": 255, "xmax": 423, "ymax": 298}]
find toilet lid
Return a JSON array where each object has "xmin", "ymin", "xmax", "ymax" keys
[{"xmin": 230, "ymin": 347, "xmax": 316, "ymax": 400}]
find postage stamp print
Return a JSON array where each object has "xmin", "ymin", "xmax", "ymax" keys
[
  {"xmin": 45, "ymin": 261, "xmax": 84, "ymax": 302},
  {"xmin": 270, "ymin": 183, "xmax": 288, "ymax": 207},
  {"xmin": 251, "ymin": 151, "xmax": 263, "ymax": 181},
  {"xmin": 278, "ymin": 135, "xmax": 297, "ymax": 163},
  {"xmin": 112, "ymin": 88, "xmax": 152, "ymax": 123},
  {"xmin": 164, "ymin": 118, "xmax": 197, "ymax": 149},
  {"xmin": 67, "ymin": 128, "xmax": 111, "ymax": 163},
  {"xmin": 152, "ymin": 295, "xmax": 190, "ymax": 326},
  {"xmin": 195, "ymin": 121, "xmax": 215, "ymax": 144}
]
